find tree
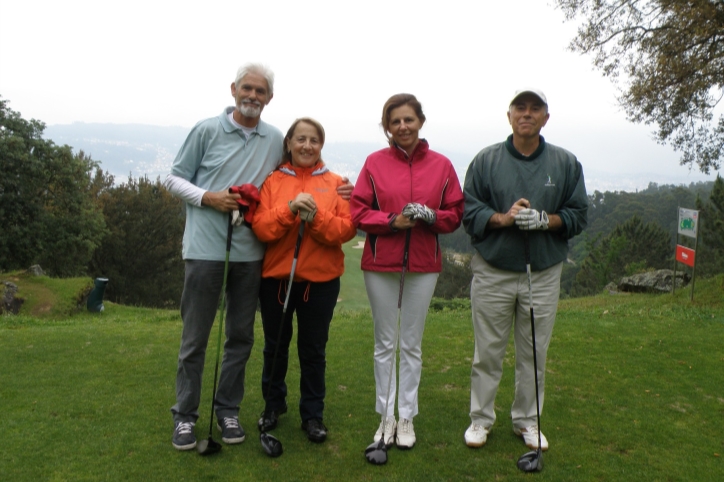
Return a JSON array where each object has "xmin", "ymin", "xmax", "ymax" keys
[
  {"xmin": 88, "ymin": 175, "xmax": 185, "ymax": 307},
  {"xmin": 572, "ymin": 215, "xmax": 672, "ymax": 296},
  {"xmin": 695, "ymin": 175, "xmax": 724, "ymax": 275},
  {"xmin": 434, "ymin": 252, "xmax": 472, "ymax": 299},
  {"xmin": 556, "ymin": 0, "xmax": 724, "ymax": 173},
  {"xmin": 0, "ymin": 98, "xmax": 107, "ymax": 276},
  {"xmin": 439, "ymin": 225, "xmax": 475, "ymax": 254}
]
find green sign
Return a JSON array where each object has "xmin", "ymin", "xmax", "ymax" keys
[{"xmin": 677, "ymin": 208, "xmax": 698, "ymax": 239}]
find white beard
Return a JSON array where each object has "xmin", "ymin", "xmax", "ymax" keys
[{"xmin": 238, "ymin": 101, "xmax": 261, "ymax": 118}]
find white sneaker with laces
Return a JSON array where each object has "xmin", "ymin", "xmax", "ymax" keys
[
  {"xmin": 464, "ymin": 423, "xmax": 489, "ymax": 447},
  {"xmin": 514, "ymin": 425, "xmax": 549, "ymax": 451},
  {"xmin": 395, "ymin": 418, "xmax": 415, "ymax": 449},
  {"xmin": 373, "ymin": 416, "xmax": 396, "ymax": 447}
]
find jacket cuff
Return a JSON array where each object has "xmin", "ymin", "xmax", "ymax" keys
[{"xmin": 388, "ymin": 214, "xmax": 399, "ymax": 232}]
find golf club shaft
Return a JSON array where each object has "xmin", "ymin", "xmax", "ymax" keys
[
  {"xmin": 381, "ymin": 230, "xmax": 412, "ymax": 420},
  {"xmin": 524, "ymin": 232, "xmax": 542, "ymax": 451},
  {"xmin": 207, "ymin": 215, "xmax": 234, "ymax": 437}
]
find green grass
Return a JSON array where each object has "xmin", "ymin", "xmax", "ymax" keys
[
  {"xmin": 338, "ymin": 236, "xmax": 368, "ymax": 312},
  {"xmin": 2, "ymin": 270, "xmax": 93, "ymax": 318},
  {"xmin": 1, "ymin": 272, "xmax": 723, "ymax": 481}
]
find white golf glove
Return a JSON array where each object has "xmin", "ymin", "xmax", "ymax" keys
[
  {"xmin": 401, "ymin": 203, "xmax": 436, "ymax": 225},
  {"xmin": 231, "ymin": 209, "xmax": 245, "ymax": 227},
  {"xmin": 299, "ymin": 208, "xmax": 317, "ymax": 223},
  {"xmin": 515, "ymin": 208, "xmax": 549, "ymax": 230}
]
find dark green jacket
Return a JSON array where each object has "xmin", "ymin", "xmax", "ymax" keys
[{"xmin": 463, "ymin": 135, "xmax": 588, "ymax": 272}]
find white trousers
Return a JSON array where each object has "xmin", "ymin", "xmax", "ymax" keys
[
  {"xmin": 365, "ymin": 270, "xmax": 438, "ymax": 420},
  {"xmin": 469, "ymin": 253, "xmax": 562, "ymax": 429}
]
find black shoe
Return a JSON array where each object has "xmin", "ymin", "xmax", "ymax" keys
[
  {"xmin": 302, "ymin": 418, "xmax": 327, "ymax": 443},
  {"xmin": 216, "ymin": 416, "xmax": 245, "ymax": 444},
  {"xmin": 257, "ymin": 405, "xmax": 288, "ymax": 432}
]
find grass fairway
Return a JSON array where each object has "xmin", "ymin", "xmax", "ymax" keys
[
  {"xmin": 1, "ymin": 273, "xmax": 723, "ymax": 481},
  {"xmin": 337, "ymin": 236, "xmax": 368, "ymax": 312}
]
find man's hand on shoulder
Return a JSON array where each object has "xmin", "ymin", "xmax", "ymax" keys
[
  {"xmin": 337, "ymin": 177, "xmax": 354, "ymax": 201},
  {"xmin": 202, "ymin": 190, "xmax": 241, "ymax": 212}
]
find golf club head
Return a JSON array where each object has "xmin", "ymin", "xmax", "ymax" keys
[
  {"xmin": 196, "ymin": 437, "xmax": 222, "ymax": 456},
  {"xmin": 260, "ymin": 432, "xmax": 283, "ymax": 458},
  {"xmin": 517, "ymin": 448, "xmax": 543, "ymax": 472},
  {"xmin": 364, "ymin": 440, "xmax": 388, "ymax": 465}
]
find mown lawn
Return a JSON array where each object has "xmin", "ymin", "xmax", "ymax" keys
[{"xmin": 1, "ymin": 274, "xmax": 722, "ymax": 481}]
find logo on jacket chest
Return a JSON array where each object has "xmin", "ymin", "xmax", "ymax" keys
[{"xmin": 544, "ymin": 174, "xmax": 555, "ymax": 188}]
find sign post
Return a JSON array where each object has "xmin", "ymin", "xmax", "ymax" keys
[{"xmin": 674, "ymin": 207, "xmax": 699, "ymax": 301}]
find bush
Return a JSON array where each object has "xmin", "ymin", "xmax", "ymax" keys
[{"xmin": 88, "ymin": 176, "xmax": 185, "ymax": 307}]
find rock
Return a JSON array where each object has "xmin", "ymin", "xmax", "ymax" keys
[
  {"xmin": 604, "ymin": 282, "xmax": 618, "ymax": 294},
  {"xmin": 618, "ymin": 269, "xmax": 690, "ymax": 294},
  {"xmin": 1, "ymin": 281, "xmax": 24, "ymax": 314},
  {"xmin": 28, "ymin": 265, "xmax": 45, "ymax": 276}
]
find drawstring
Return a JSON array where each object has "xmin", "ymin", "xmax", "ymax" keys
[
  {"xmin": 303, "ymin": 282, "xmax": 311, "ymax": 302},
  {"xmin": 276, "ymin": 279, "xmax": 287, "ymax": 305},
  {"xmin": 276, "ymin": 279, "xmax": 312, "ymax": 304}
]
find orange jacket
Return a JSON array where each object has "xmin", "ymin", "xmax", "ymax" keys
[{"xmin": 252, "ymin": 161, "xmax": 356, "ymax": 282}]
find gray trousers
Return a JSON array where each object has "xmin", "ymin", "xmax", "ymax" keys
[{"xmin": 171, "ymin": 259, "xmax": 261, "ymax": 423}]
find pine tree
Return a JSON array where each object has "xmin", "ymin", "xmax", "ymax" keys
[
  {"xmin": 572, "ymin": 215, "xmax": 672, "ymax": 296},
  {"xmin": 695, "ymin": 175, "xmax": 724, "ymax": 276}
]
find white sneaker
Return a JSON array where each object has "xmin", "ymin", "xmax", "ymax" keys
[
  {"xmin": 514, "ymin": 426, "xmax": 549, "ymax": 451},
  {"xmin": 373, "ymin": 416, "xmax": 396, "ymax": 447},
  {"xmin": 395, "ymin": 418, "xmax": 415, "ymax": 449},
  {"xmin": 464, "ymin": 423, "xmax": 489, "ymax": 447}
]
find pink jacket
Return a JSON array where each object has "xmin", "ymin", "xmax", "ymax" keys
[{"xmin": 350, "ymin": 140, "xmax": 464, "ymax": 273}]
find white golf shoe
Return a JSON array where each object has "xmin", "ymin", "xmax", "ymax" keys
[
  {"xmin": 514, "ymin": 425, "xmax": 549, "ymax": 451},
  {"xmin": 395, "ymin": 418, "xmax": 415, "ymax": 449},
  {"xmin": 464, "ymin": 423, "xmax": 489, "ymax": 447},
  {"xmin": 373, "ymin": 416, "xmax": 396, "ymax": 447}
]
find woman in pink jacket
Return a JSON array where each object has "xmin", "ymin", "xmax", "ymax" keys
[{"xmin": 350, "ymin": 93, "xmax": 464, "ymax": 449}]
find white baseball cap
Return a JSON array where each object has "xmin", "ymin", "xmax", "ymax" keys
[{"xmin": 510, "ymin": 88, "xmax": 548, "ymax": 106}]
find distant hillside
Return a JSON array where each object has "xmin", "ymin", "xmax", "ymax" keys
[
  {"xmin": 43, "ymin": 122, "xmax": 716, "ymax": 192},
  {"xmin": 44, "ymin": 123, "xmax": 189, "ymax": 183},
  {"xmin": 43, "ymin": 122, "xmax": 386, "ymax": 185}
]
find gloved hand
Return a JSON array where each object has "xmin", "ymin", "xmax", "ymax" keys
[
  {"xmin": 299, "ymin": 208, "xmax": 317, "ymax": 223},
  {"xmin": 514, "ymin": 208, "xmax": 549, "ymax": 230},
  {"xmin": 401, "ymin": 203, "xmax": 436, "ymax": 225},
  {"xmin": 229, "ymin": 184, "xmax": 261, "ymax": 227}
]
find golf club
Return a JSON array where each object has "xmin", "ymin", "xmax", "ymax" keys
[
  {"xmin": 365, "ymin": 230, "xmax": 411, "ymax": 465},
  {"xmin": 517, "ymin": 232, "xmax": 544, "ymax": 472},
  {"xmin": 197, "ymin": 214, "xmax": 234, "ymax": 456},
  {"xmin": 259, "ymin": 221, "xmax": 306, "ymax": 458}
]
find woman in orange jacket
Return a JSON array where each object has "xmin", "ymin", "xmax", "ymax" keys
[{"xmin": 252, "ymin": 117, "xmax": 356, "ymax": 443}]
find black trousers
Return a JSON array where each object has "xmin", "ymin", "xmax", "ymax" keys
[{"xmin": 259, "ymin": 276, "xmax": 339, "ymax": 422}]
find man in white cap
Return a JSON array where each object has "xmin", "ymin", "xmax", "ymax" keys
[{"xmin": 461, "ymin": 89, "xmax": 588, "ymax": 452}]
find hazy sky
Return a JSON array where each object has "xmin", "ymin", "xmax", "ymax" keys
[{"xmin": 0, "ymin": 0, "xmax": 718, "ymax": 191}]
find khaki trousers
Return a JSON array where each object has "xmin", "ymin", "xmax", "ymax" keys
[{"xmin": 469, "ymin": 253, "xmax": 562, "ymax": 429}]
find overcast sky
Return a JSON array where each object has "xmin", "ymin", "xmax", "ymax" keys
[{"xmin": 1, "ymin": 0, "xmax": 718, "ymax": 191}]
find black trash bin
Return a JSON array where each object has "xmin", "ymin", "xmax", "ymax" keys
[{"xmin": 87, "ymin": 278, "xmax": 109, "ymax": 312}]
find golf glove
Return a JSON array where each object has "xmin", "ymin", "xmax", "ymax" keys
[
  {"xmin": 299, "ymin": 207, "xmax": 317, "ymax": 223},
  {"xmin": 515, "ymin": 208, "xmax": 549, "ymax": 230},
  {"xmin": 231, "ymin": 209, "xmax": 246, "ymax": 227},
  {"xmin": 401, "ymin": 203, "xmax": 436, "ymax": 225},
  {"xmin": 229, "ymin": 184, "xmax": 261, "ymax": 227}
]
